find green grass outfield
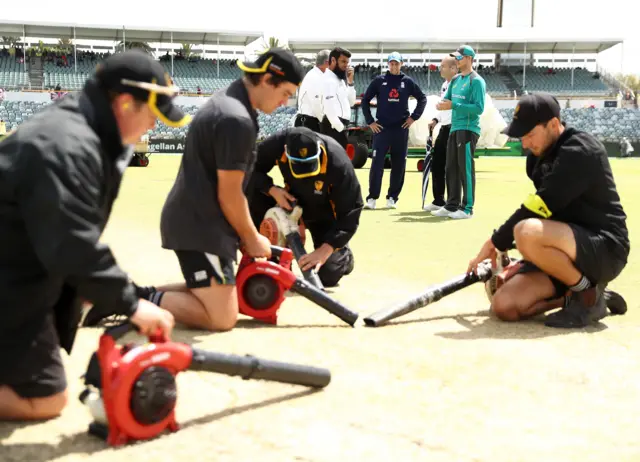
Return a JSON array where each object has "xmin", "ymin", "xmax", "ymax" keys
[{"xmin": 1, "ymin": 155, "xmax": 639, "ymax": 462}]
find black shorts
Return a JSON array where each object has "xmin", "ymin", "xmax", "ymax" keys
[
  {"xmin": 515, "ymin": 223, "xmax": 627, "ymax": 297},
  {"xmin": 1, "ymin": 314, "xmax": 67, "ymax": 398},
  {"xmin": 175, "ymin": 250, "xmax": 237, "ymax": 288}
]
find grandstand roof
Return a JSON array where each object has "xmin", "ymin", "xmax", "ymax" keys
[
  {"xmin": 0, "ymin": 20, "xmax": 261, "ymax": 46},
  {"xmin": 288, "ymin": 30, "xmax": 624, "ymax": 55}
]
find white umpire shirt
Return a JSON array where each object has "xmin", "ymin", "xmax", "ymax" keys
[
  {"xmin": 436, "ymin": 79, "xmax": 452, "ymax": 126},
  {"xmin": 297, "ymin": 66, "xmax": 325, "ymax": 121},
  {"xmin": 322, "ymin": 68, "xmax": 356, "ymax": 133}
]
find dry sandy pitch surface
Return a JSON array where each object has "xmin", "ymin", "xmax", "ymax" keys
[{"xmin": 2, "ymin": 155, "xmax": 640, "ymax": 462}]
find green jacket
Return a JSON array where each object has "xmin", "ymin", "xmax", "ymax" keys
[{"xmin": 444, "ymin": 71, "xmax": 486, "ymax": 135}]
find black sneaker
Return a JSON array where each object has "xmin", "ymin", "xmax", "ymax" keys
[
  {"xmin": 604, "ymin": 289, "xmax": 627, "ymax": 315},
  {"xmin": 544, "ymin": 285, "xmax": 608, "ymax": 328}
]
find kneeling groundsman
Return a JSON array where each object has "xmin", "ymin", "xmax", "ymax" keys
[
  {"xmin": 0, "ymin": 50, "xmax": 180, "ymax": 421},
  {"xmin": 248, "ymin": 126, "xmax": 363, "ymax": 287},
  {"xmin": 467, "ymin": 93, "xmax": 629, "ymax": 328},
  {"xmin": 135, "ymin": 49, "xmax": 304, "ymax": 332}
]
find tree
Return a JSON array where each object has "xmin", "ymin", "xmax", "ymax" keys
[
  {"xmin": 617, "ymin": 73, "xmax": 640, "ymax": 92},
  {"xmin": 58, "ymin": 38, "xmax": 73, "ymax": 50},
  {"xmin": 181, "ymin": 43, "xmax": 193, "ymax": 58},
  {"xmin": 115, "ymin": 41, "xmax": 152, "ymax": 54},
  {"xmin": 260, "ymin": 36, "xmax": 288, "ymax": 53},
  {"xmin": 1, "ymin": 36, "xmax": 20, "ymax": 47}
]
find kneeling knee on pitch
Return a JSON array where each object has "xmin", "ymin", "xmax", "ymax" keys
[
  {"xmin": 0, "ymin": 386, "xmax": 68, "ymax": 421},
  {"xmin": 318, "ymin": 248, "xmax": 354, "ymax": 287},
  {"xmin": 490, "ymin": 287, "xmax": 523, "ymax": 322},
  {"xmin": 490, "ymin": 272, "xmax": 558, "ymax": 322},
  {"xmin": 318, "ymin": 266, "xmax": 345, "ymax": 288},
  {"xmin": 191, "ymin": 280, "xmax": 239, "ymax": 332}
]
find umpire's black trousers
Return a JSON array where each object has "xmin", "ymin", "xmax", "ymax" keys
[
  {"xmin": 320, "ymin": 116, "xmax": 349, "ymax": 149},
  {"xmin": 248, "ymin": 190, "xmax": 355, "ymax": 288},
  {"xmin": 431, "ymin": 124, "xmax": 451, "ymax": 207},
  {"xmin": 294, "ymin": 114, "xmax": 321, "ymax": 132}
]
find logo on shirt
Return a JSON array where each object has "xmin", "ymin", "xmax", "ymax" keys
[
  {"xmin": 388, "ymin": 88, "xmax": 400, "ymax": 102},
  {"xmin": 314, "ymin": 180, "xmax": 324, "ymax": 195}
]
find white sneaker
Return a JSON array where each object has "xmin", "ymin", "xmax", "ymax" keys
[
  {"xmin": 423, "ymin": 203, "xmax": 443, "ymax": 212},
  {"xmin": 364, "ymin": 199, "xmax": 376, "ymax": 209},
  {"xmin": 449, "ymin": 210, "xmax": 472, "ymax": 219},
  {"xmin": 386, "ymin": 198, "xmax": 397, "ymax": 209},
  {"xmin": 431, "ymin": 207, "xmax": 452, "ymax": 217}
]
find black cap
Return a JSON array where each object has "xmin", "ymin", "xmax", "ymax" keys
[
  {"xmin": 502, "ymin": 93, "xmax": 561, "ymax": 138},
  {"xmin": 284, "ymin": 127, "xmax": 325, "ymax": 178},
  {"xmin": 237, "ymin": 48, "xmax": 305, "ymax": 86},
  {"xmin": 94, "ymin": 49, "xmax": 190, "ymax": 128}
]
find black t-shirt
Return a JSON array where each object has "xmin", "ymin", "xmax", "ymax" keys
[
  {"xmin": 160, "ymin": 80, "xmax": 259, "ymax": 260},
  {"xmin": 491, "ymin": 127, "xmax": 630, "ymax": 262}
]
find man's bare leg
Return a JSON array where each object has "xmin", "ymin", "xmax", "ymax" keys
[
  {"xmin": 155, "ymin": 278, "xmax": 238, "ymax": 332},
  {"xmin": 0, "ymin": 386, "xmax": 67, "ymax": 421},
  {"xmin": 491, "ymin": 272, "xmax": 563, "ymax": 321},
  {"xmin": 155, "ymin": 283, "xmax": 191, "ymax": 293},
  {"xmin": 513, "ymin": 218, "xmax": 583, "ymax": 287},
  {"xmin": 512, "ymin": 218, "xmax": 608, "ymax": 327}
]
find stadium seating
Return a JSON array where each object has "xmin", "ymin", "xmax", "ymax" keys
[
  {"xmin": 159, "ymin": 58, "xmax": 241, "ymax": 93},
  {"xmin": 505, "ymin": 66, "xmax": 612, "ymax": 96},
  {"xmin": 0, "ymin": 100, "xmax": 49, "ymax": 132},
  {"xmin": 499, "ymin": 107, "xmax": 640, "ymax": 142},
  {"xmin": 0, "ymin": 57, "xmax": 29, "ymax": 89},
  {"xmin": 3, "ymin": 98, "xmax": 638, "ymax": 143},
  {"xmin": 352, "ymin": 65, "xmax": 510, "ymax": 97},
  {"xmin": 43, "ymin": 58, "xmax": 98, "ymax": 90},
  {"xmin": 4, "ymin": 49, "xmax": 618, "ymax": 99}
]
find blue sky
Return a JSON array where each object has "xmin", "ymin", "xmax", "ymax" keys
[{"xmin": 2, "ymin": 0, "xmax": 638, "ymax": 74}]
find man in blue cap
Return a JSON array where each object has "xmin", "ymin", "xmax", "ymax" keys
[
  {"xmin": 361, "ymin": 51, "xmax": 427, "ymax": 209},
  {"xmin": 432, "ymin": 45, "xmax": 486, "ymax": 219}
]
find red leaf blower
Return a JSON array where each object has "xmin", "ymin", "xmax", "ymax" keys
[
  {"xmin": 236, "ymin": 246, "xmax": 359, "ymax": 326},
  {"xmin": 79, "ymin": 323, "xmax": 331, "ymax": 446},
  {"xmin": 259, "ymin": 202, "xmax": 325, "ymax": 291}
]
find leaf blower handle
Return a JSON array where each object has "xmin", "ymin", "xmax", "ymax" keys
[
  {"xmin": 270, "ymin": 245, "xmax": 285, "ymax": 261},
  {"xmin": 290, "ymin": 279, "xmax": 359, "ymax": 326},
  {"xmin": 189, "ymin": 348, "xmax": 331, "ymax": 388},
  {"xmin": 285, "ymin": 233, "xmax": 325, "ymax": 291},
  {"xmin": 103, "ymin": 322, "xmax": 168, "ymax": 343}
]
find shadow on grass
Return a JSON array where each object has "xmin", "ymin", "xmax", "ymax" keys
[
  {"xmin": 436, "ymin": 314, "xmax": 608, "ymax": 340},
  {"xmin": 233, "ymin": 318, "xmax": 355, "ymax": 330},
  {"xmin": 363, "ymin": 309, "xmax": 609, "ymax": 340},
  {"xmin": 392, "ymin": 211, "xmax": 452, "ymax": 223},
  {"xmin": 0, "ymin": 389, "xmax": 320, "ymax": 461},
  {"xmin": 0, "ymin": 423, "xmax": 107, "ymax": 462}
]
